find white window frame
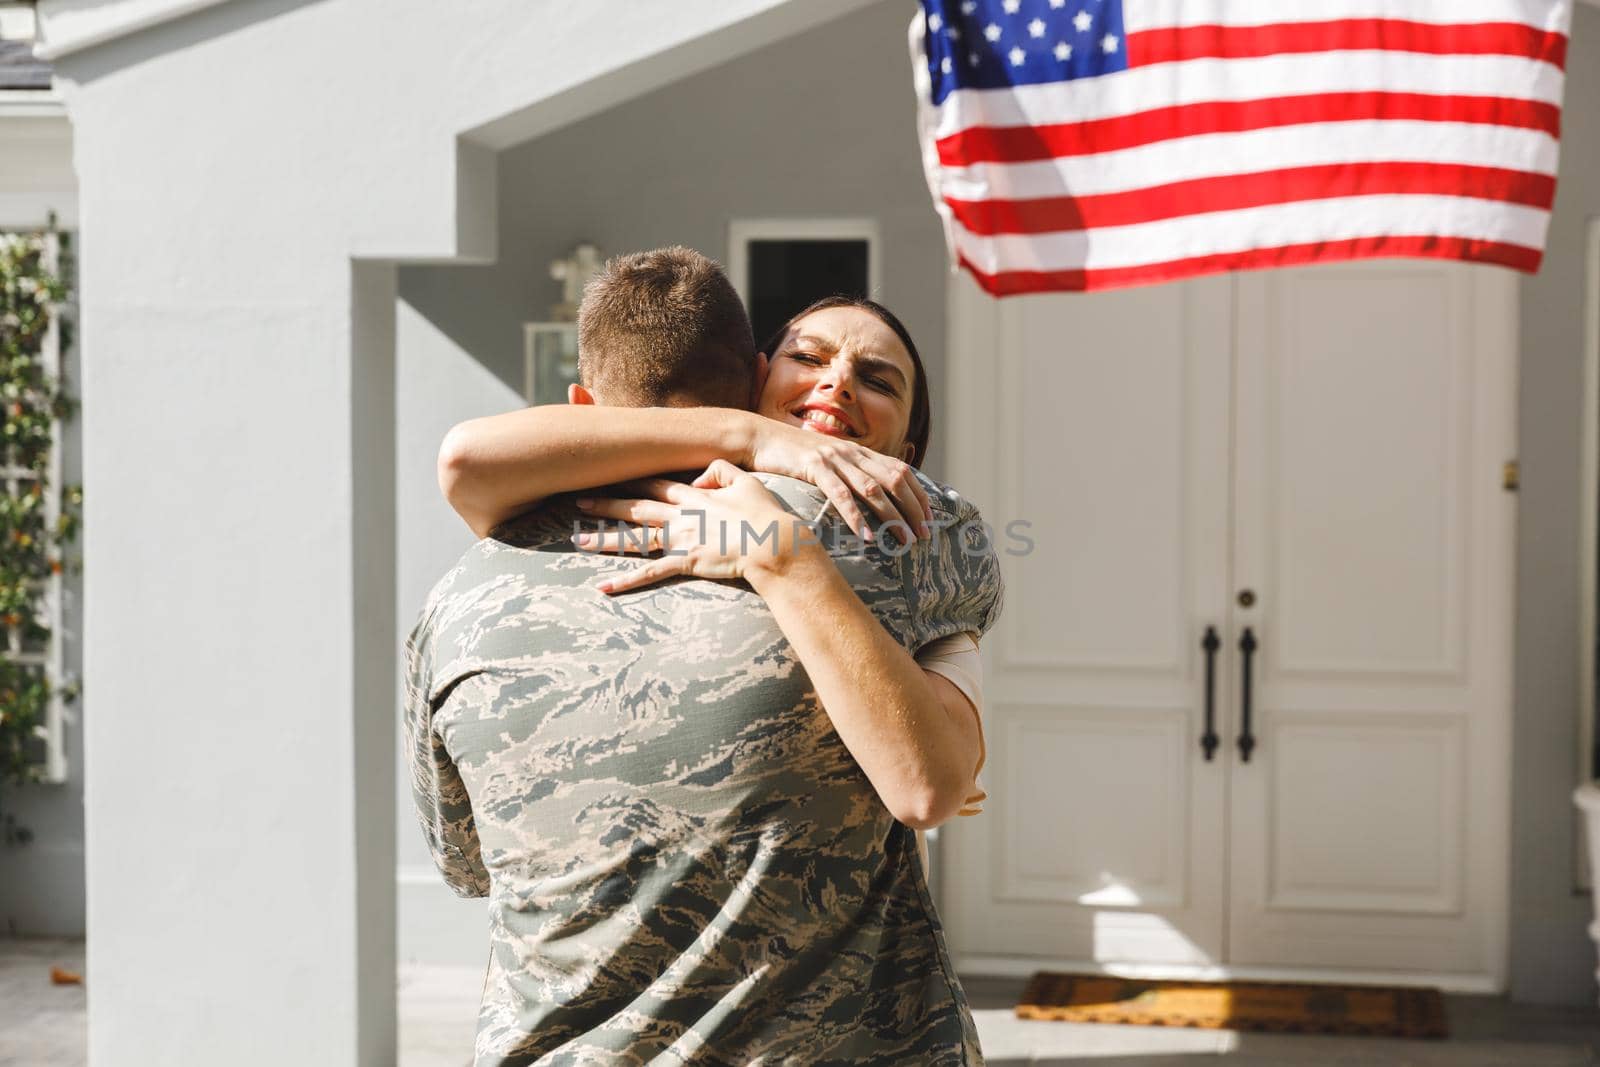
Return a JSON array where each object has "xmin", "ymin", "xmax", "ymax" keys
[
  {"xmin": 522, "ymin": 321, "xmax": 579, "ymax": 405},
  {"xmin": 1579, "ymin": 215, "xmax": 1600, "ymax": 888},
  {"xmin": 727, "ymin": 218, "xmax": 883, "ymax": 311}
]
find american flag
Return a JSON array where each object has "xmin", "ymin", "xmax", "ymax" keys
[{"xmin": 911, "ymin": 0, "xmax": 1573, "ymax": 295}]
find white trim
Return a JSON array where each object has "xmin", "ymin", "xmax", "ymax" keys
[
  {"xmin": 726, "ymin": 217, "xmax": 883, "ymax": 308},
  {"xmin": 41, "ymin": 231, "xmax": 65, "ymax": 784},
  {"xmin": 34, "ymin": 0, "xmax": 236, "ymax": 60},
  {"xmin": 0, "ymin": 97, "xmax": 77, "ymax": 229},
  {"xmin": 0, "ymin": 90, "xmax": 66, "ymax": 118},
  {"xmin": 952, "ymin": 955, "xmax": 1501, "ymax": 995},
  {"xmin": 1579, "ymin": 216, "xmax": 1600, "ymax": 891},
  {"xmin": 0, "ymin": 5, "xmax": 38, "ymax": 42}
]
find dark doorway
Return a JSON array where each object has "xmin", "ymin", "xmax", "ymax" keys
[{"xmin": 746, "ymin": 239, "xmax": 871, "ymax": 349}]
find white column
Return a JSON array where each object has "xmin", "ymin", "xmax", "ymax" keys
[
  {"xmin": 68, "ymin": 236, "xmax": 397, "ymax": 1063},
  {"xmin": 58, "ymin": 36, "xmax": 400, "ymax": 1055}
]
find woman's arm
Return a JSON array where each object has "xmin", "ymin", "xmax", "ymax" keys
[
  {"xmin": 747, "ymin": 550, "xmax": 983, "ymax": 830},
  {"xmin": 438, "ymin": 405, "xmax": 762, "ymax": 538},
  {"xmin": 441, "ymin": 404, "xmax": 934, "ymax": 547},
  {"xmin": 440, "ymin": 403, "xmax": 933, "ymax": 542},
  {"xmin": 577, "ymin": 461, "xmax": 980, "ymax": 830}
]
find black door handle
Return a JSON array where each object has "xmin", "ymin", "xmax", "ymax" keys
[
  {"xmin": 1238, "ymin": 627, "xmax": 1257, "ymax": 763},
  {"xmin": 1200, "ymin": 626, "xmax": 1220, "ymax": 761}
]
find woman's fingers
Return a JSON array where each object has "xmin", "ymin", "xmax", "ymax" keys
[
  {"xmin": 610, "ymin": 476, "xmax": 698, "ymax": 504},
  {"xmin": 571, "ymin": 524, "xmax": 662, "ymax": 555},
  {"xmin": 808, "ymin": 465, "xmax": 870, "ymax": 543},
  {"xmin": 896, "ymin": 461, "xmax": 935, "ymax": 526},
  {"xmin": 824, "ymin": 453, "xmax": 927, "ymax": 544},
  {"xmin": 872, "ymin": 458, "xmax": 932, "ymax": 540},
  {"xmin": 586, "ymin": 456, "xmax": 929, "ymax": 549},
  {"xmin": 574, "ymin": 496, "xmax": 677, "ymax": 525},
  {"xmin": 831, "ymin": 461, "xmax": 916, "ymax": 543},
  {"xmin": 690, "ymin": 458, "xmax": 745, "ymax": 489},
  {"xmin": 597, "ymin": 556, "xmax": 687, "ymax": 595}
]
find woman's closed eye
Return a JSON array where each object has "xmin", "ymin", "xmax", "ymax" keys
[{"xmin": 786, "ymin": 351, "xmax": 898, "ymax": 395}]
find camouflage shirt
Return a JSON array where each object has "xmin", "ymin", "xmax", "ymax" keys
[{"xmin": 404, "ymin": 472, "xmax": 1004, "ymax": 1066}]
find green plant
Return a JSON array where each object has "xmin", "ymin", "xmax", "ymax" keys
[{"xmin": 0, "ymin": 221, "xmax": 82, "ymax": 847}]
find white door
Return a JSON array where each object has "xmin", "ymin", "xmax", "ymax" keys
[
  {"xmin": 1226, "ymin": 261, "xmax": 1516, "ymax": 982},
  {"xmin": 942, "ymin": 271, "xmax": 1235, "ymax": 967},
  {"xmin": 941, "ymin": 259, "xmax": 1515, "ymax": 989}
]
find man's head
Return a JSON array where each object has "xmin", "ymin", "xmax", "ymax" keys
[{"xmin": 572, "ymin": 247, "xmax": 757, "ymax": 410}]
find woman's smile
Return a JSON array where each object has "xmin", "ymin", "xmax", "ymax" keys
[{"xmin": 792, "ymin": 402, "xmax": 861, "ymax": 438}]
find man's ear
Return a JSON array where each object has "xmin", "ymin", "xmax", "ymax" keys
[
  {"xmin": 568, "ymin": 383, "xmax": 596, "ymax": 406},
  {"xmin": 749, "ymin": 352, "xmax": 770, "ymax": 411}
]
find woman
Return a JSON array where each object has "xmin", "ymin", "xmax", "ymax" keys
[{"xmin": 439, "ymin": 296, "xmax": 991, "ymax": 851}]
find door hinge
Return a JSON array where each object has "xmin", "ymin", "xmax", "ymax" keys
[{"xmin": 1503, "ymin": 460, "xmax": 1519, "ymax": 492}]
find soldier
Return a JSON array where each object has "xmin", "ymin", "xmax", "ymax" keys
[{"xmin": 407, "ymin": 247, "xmax": 1002, "ymax": 1064}]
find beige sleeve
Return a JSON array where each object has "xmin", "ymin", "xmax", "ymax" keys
[{"xmin": 915, "ymin": 630, "xmax": 987, "ymax": 816}]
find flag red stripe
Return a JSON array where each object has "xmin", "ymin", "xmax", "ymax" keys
[
  {"xmin": 944, "ymin": 162, "xmax": 1555, "ymax": 236},
  {"xmin": 1127, "ymin": 19, "xmax": 1568, "ymax": 70},
  {"xmin": 935, "ymin": 92, "xmax": 1561, "ymax": 167},
  {"xmin": 955, "ymin": 236, "xmax": 1543, "ymax": 295}
]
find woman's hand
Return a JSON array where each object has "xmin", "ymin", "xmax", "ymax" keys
[
  {"xmin": 573, "ymin": 459, "xmax": 823, "ymax": 595},
  {"xmin": 744, "ymin": 421, "xmax": 932, "ymax": 544}
]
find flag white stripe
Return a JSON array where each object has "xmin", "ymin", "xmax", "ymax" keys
[
  {"xmin": 930, "ymin": 53, "xmax": 1565, "ymax": 140},
  {"xmin": 948, "ymin": 194, "xmax": 1551, "ymax": 273},
  {"xmin": 934, "ymin": 119, "xmax": 1557, "ymax": 200},
  {"xmin": 1123, "ymin": 0, "xmax": 1572, "ymax": 34}
]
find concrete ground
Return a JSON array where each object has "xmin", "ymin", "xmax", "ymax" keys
[
  {"xmin": 6, "ymin": 938, "xmax": 1600, "ymax": 1065},
  {"xmin": 1, "ymin": 938, "xmax": 85, "ymax": 1067}
]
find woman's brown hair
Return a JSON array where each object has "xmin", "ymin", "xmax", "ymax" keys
[{"xmin": 759, "ymin": 296, "xmax": 932, "ymax": 469}]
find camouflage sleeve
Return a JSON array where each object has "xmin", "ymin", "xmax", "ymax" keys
[
  {"xmin": 402, "ymin": 611, "xmax": 491, "ymax": 899},
  {"xmin": 902, "ymin": 494, "xmax": 1006, "ymax": 650}
]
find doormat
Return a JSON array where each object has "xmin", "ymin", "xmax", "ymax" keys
[{"xmin": 1014, "ymin": 972, "xmax": 1448, "ymax": 1039}]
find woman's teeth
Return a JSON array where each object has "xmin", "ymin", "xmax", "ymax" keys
[{"xmin": 802, "ymin": 410, "xmax": 852, "ymax": 434}]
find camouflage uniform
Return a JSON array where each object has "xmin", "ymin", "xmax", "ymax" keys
[{"xmin": 404, "ymin": 472, "xmax": 1004, "ymax": 1066}]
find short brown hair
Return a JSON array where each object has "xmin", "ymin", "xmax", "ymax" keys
[{"xmin": 577, "ymin": 247, "xmax": 756, "ymax": 408}]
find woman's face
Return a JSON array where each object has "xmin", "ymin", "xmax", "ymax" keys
[{"xmin": 756, "ymin": 306, "xmax": 917, "ymax": 462}]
